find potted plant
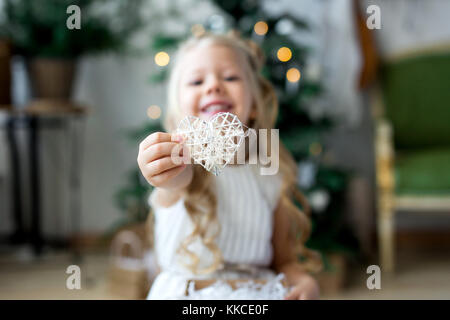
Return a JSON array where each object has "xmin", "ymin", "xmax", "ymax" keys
[{"xmin": 1, "ymin": 0, "xmax": 144, "ymax": 103}]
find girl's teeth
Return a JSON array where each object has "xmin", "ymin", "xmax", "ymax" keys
[{"xmin": 204, "ymin": 104, "xmax": 229, "ymax": 112}]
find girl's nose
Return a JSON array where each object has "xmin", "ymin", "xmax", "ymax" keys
[{"xmin": 205, "ymin": 77, "xmax": 224, "ymax": 95}]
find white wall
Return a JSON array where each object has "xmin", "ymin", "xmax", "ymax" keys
[
  {"xmin": 72, "ymin": 54, "xmax": 165, "ymax": 233},
  {"xmin": 0, "ymin": 0, "xmax": 219, "ymax": 236},
  {"xmin": 363, "ymin": 0, "xmax": 450, "ymax": 57}
]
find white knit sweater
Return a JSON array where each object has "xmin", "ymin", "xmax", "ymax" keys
[{"xmin": 147, "ymin": 164, "xmax": 283, "ymax": 299}]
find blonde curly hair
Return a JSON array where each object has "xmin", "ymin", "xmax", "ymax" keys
[{"xmin": 158, "ymin": 31, "xmax": 322, "ymax": 275}]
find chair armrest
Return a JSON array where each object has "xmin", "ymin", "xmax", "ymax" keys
[{"xmin": 375, "ymin": 119, "xmax": 395, "ymax": 192}]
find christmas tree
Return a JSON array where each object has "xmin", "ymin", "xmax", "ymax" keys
[{"xmin": 113, "ymin": 0, "xmax": 359, "ymax": 266}]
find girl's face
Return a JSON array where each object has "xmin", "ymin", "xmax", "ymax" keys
[{"xmin": 177, "ymin": 44, "xmax": 255, "ymax": 125}]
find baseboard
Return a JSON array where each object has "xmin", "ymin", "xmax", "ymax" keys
[
  {"xmin": 396, "ymin": 229, "xmax": 450, "ymax": 249},
  {"xmin": 4, "ymin": 229, "xmax": 449, "ymax": 255},
  {"xmin": 69, "ymin": 232, "xmax": 112, "ymax": 250}
]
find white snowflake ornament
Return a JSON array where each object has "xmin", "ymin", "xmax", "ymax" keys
[{"xmin": 176, "ymin": 112, "xmax": 248, "ymax": 176}]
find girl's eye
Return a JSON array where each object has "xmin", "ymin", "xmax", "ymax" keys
[
  {"xmin": 224, "ymin": 75, "xmax": 239, "ymax": 81},
  {"xmin": 225, "ymin": 76, "xmax": 239, "ymax": 81},
  {"xmin": 189, "ymin": 79, "xmax": 203, "ymax": 86}
]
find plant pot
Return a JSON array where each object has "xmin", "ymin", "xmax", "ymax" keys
[
  {"xmin": 28, "ymin": 58, "xmax": 76, "ymax": 102},
  {"xmin": 0, "ymin": 39, "xmax": 12, "ymax": 108}
]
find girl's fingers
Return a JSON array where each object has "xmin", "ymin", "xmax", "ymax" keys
[
  {"xmin": 141, "ymin": 142, "xmax": 182, "ymax": 164},
  {"xmin": 148, "ymin": 163, "xmax": 186, "ymax": 186},
  {"xmin": 284, "ymin": 287, "xmax": 301, "ymax": 300},
  {"xmin": 171, "ymin": 133, "xmax": 185, "ymax": 143},
  {"xmin": 300, "ymin": 292, "xmax": 311, "ymax": 300},
  {"xmin": 146, "ymin": 156, "xmax": 183, "ymax": 177},
  {"xmin": 139, "ymin": 132, "xmax": 172, "ymax": 151},
  {"xmin": 284, "ymin": 283, "xmax": 319, "ymax": 300}
]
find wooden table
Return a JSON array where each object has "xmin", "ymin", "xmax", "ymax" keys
[{"xmin": 1, "ymin": 101, "xmax": 89, "ymax": 260}]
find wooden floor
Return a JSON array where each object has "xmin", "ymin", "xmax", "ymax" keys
[
  {"xmin": 0, "ymin": 245, "xmax": 449, "ymax": 300},
  {"xmin": 325, "ymin": 249, "xmax": 450, "ymax": 299}
]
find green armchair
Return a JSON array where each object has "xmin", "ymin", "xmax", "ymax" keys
[{"xmin": 373, "ymin": 49, "xmax": 450, "ymax": 272}]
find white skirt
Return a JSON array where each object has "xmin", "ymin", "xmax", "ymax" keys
[
  {"xmin": 146, "ymin": 268, "xmax": 287, "ymax": 300},
  {"xmin": 147, "ymin": 271, "xmax": 191, "ymax": 300}
]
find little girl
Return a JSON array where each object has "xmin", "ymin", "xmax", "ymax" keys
[{"xmin": 137, "ymin": 31, "xmax": 322, "ymax": 300}]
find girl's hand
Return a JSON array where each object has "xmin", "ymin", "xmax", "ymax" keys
[
  {"xmin": 284, "ymin": 274, "xmax": 320, "ymax": 300},
  {"xmin": 137, "ymin": 132, "xmax": 192, "ymax": 190}
]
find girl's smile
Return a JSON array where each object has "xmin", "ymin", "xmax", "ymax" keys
[{"xmin": 199, "ymin": 99, "xmax": 233, "ymax": 118}]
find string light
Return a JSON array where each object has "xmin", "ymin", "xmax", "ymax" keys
[
  {"xmin": 191, "ymin": 24, "xmax": 205, "ymax": 37},
  {"xmin": 154, "ymin": 51, "xmax": 170, "ymax": 67},
  {"xmin": 286, "ymin": 67, "xmax": 301, "ymax": 82},
  {"xmin": 147, "ymin": 105, "xmax": 161, "ymax": 119},
  {"xmin": 254, "ymin": 21, "xmax": 268, "ymax": 36},
  {"xmin": 309, "ymin": 142, "xmax": 322, "ymax": 156},
  {"xmin": 277, "ymin": 47, "xmax": 292, "ymax": 62}
]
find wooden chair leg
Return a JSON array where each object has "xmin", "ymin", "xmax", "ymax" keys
[{"xmin": 378, "ymin": 195, "xmax": 395, "ymax": 273}]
